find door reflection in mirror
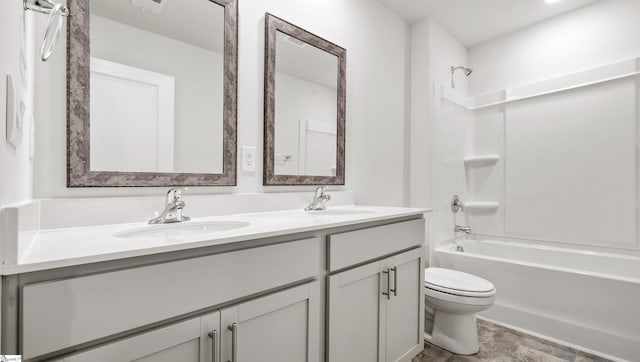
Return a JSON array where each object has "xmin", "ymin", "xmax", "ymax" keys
[
  {"xmin": 274, "ymin": 30, "xmax": 339, "ymax": 177},
  {"xmin": 89, "ymin": 0, "xmax": 225, "ymax": 173}
]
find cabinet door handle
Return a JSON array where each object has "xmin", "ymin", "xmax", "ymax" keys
[
  {"xmin": 228, "ymin": 323, "xmax": 238, "ymax": 362},
  {"xmin": 390, "ymin": 266, "xmax": 398, "ymax": 297},
  {"xmin": 382, "ymin": 269, "xmax": 391, "ymax": 300},
  {"xmin": 208, "ymin": 329, "xmax": 219, "ymax": 362}
]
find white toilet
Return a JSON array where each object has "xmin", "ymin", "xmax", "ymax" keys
[{"xmin": 424, "ymin": 267, "xmax": 496, "ymax": 355}]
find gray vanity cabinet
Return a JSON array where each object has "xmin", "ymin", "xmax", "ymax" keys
[
  {"xmin": 60, "ymin": 311, "xmax": 220, "ymax": 362},
  {"xmin": 59, "ymin": 282, "xmax": 319, "ymax": 362},
  {"xmin": 327, "ymin": 259, "xmax": 387, "ymax": 362},
  {"xmin": 327, "ymin": 248, "xmax": 424, "ymax": 362},
  {"xmin": 219, "ymin": 282, "xmax": 320, "ymax": 362},
  {"xmin": 6, "ymin": 214, "xmax": 426, "ymax": 362},
  {"xmin": 20, "ymin": 238, "xmax": 320, "ymax": 360},
  {"xmin": 384, "ymin": 250, "xmax": 425, "ymax": 362}
]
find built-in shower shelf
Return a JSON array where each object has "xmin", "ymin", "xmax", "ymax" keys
[
  {"xmin": 464, "ymin": 201, "xmax": 499, "ymax": 213},
  {"xmin": 464, "ymin": 155, "xmax": 499, "ymax": 167}
]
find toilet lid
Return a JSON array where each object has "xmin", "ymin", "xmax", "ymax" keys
[{"xmin": 425, "ymin": 268, "xmax": 495, "ymax": 296}]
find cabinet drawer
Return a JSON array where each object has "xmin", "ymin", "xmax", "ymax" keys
[
  {"xmin": 22, "ymin": 237, "xmax": 320, "ymax": 359},
  {"xmin": 328, "ymin": 219, "xmax": 424, "ymax": 271},
  {"xmin": 61, "ymin": 316, "xmax": 204, "ymax": 362}
]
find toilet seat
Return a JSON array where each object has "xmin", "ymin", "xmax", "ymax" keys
[{"xmin": 425, "ymin": 268, "xmax": 495, "ymax": 298}]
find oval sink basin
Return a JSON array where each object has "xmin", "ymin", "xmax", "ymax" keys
[
  {"xmin": 306, "ymin": 209, "xmax": 376, "ymax": 216},
  {"xmin": 114, "ymin": 221, "xmax": 250, "ymax": 239}
]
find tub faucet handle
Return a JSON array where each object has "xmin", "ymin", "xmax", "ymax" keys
[{"xmin": 451, "ymin": 195, "xmax": 464, "ymax": 213}]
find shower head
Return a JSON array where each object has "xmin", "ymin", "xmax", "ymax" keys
[
  {"xmin": 451, "ymin": 66, "xmax": 473, "ymax": 76},
  {"xmin": 450, "ymin": 66, "xmax": 473, "ymax": 89}
]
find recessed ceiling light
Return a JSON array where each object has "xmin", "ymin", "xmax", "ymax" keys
[{"xmin": 545, "ymin": 0, "xmax": 562, "ymax": 4}]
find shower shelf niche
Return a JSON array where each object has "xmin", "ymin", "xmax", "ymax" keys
[
  {"xmin": 464, "ymin": 201, "xmax": 499, "ymax": 214},
  {"xmin": 464, "ymin": 155, "xmax": 499, "ymax": 167}
]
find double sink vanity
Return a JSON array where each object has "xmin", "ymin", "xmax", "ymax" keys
[{"xmin": 1, "ymin": 196, "xmax": 428, "ymax": 362}]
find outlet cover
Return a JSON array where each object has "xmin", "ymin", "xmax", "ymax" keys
[{"xmin": 241, "ymin": 146, "xmax": 257, "ymax": 173}]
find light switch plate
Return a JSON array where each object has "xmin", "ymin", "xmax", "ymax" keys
[
  {"xmin": 241, "ymin": 146, "xmax": 257, "ymax": 173},
  {"xmin": 5, "ymin": 75, "xmax": 23, "ymax": 148}
]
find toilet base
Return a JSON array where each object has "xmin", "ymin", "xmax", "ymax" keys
[{"xmin": 425, "ymin": 311, "xmax": 479, "ymax": 355}]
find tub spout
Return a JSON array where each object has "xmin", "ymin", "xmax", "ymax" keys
[{"xmin": 454, "ymin": 225, "xmax": 472, "ymax": 234}]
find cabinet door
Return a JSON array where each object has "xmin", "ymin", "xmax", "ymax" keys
[
  {"xmin": 220, "ymin": 282, "xmax": 320, "ymax": 362},
  {"xmin": 62, "ymin": 311, "xmax": 220, "ymax": 362},
  {"xmin": 384, "ymin": 248, "xmax": 425, "ymax": 362},
  {"xmin": 327, "ymin": 260, "xmax": 387, "ymax": 362}
]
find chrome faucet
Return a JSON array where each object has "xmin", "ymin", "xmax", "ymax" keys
[
  {"xmin": 305, "ymin": 186, "xmax": 331, "ymax": 211},
  {"xmin": 454, "ymin": 225, "xmax": 472, "ymax": 234},
  {"xmin": 149, "ymin": 187, "xmax": 191, "ymax": 224}
]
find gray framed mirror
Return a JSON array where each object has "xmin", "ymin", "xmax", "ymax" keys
[
  {"xmin": 67, "ymin": 0, "xmax": 238, "ymax": 187},
  {"xmin": 263, "ymin": 13, "xmax": 346, "ymax": 186}
]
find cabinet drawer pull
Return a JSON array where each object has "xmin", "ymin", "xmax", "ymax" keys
[
  {"xmin": 390, "ymin": 266, "xmax": 398, "ymax": 297},
  {"xmin": 228, "ymin": 323, "xmax": 238, "ymax": 362},
  {"xmin": 208, "ymin": 329, "xmax": 219, "ymax": 362},
  {"xmin": 382, "ymin": 269, "xmax": 391, "ymax": 300}
]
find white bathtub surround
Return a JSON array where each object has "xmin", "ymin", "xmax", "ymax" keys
[
  {"xmin": 431, "ymin": 56, "xmax": 640, "ymax": 356},
  {"xmin": 424, "ymin": 267, "xmax": 496, "ymax": 355},
  {"xmin": 434, "ymin": 238, "xmax": 640, "ymax": 361},
  {"xmin": 453, "ymin": 57, "xmax": 640, "ymax": 255}
]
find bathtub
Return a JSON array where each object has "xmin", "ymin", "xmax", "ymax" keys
[{"xmin": 433, "ymin": 238, "xmax": 640, "ymax": 362}]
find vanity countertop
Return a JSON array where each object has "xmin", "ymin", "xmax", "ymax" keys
[{"xmin": 5, "ymin": 206, "xmax": 430, "ymax": 275}]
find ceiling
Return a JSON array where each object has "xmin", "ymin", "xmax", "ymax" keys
[
  {"xmin": 376, "ymin": 0, "xmax": 600, "ymax": 46},
  {"xmin": 91, "ymin": 0, "xmax": 224, "ymax": 53}
]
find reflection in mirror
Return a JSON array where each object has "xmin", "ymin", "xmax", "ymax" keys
[
  {"xmin": 89, "ymin": 0, "xmax": 224, "ymax": 173},
  {"xmin": 274, "ymin": 31, "xmax": 338, "ymax": 177},
  {"xmin": 264, "ymin": 13, "xmax": 346, "ymax": 185},
  {"xmin": 67, "ymin": 0, "xmax": 237, "ymax": 187}
]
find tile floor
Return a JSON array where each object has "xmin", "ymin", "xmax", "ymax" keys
[{"xmin": 412, "ymin": 319, "xmax": 612, "ymax": 362}]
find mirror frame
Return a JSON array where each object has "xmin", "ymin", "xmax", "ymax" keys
[
  {"xmin": 263, "ymin": 13, "xmax": 346, "ymax": 186},
  {"xmin": 67, "ymin": 0, "xmax": 238, "ymax": 187}
]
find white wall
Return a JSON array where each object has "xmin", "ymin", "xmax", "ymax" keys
[
  {"xmin": 410, "ymin": 18, "xmax": 469, "ymax": 246},
  {"xmin": 469, "ymin": 0, "xmax": 640, "ymax": 95},
  {"xmin": 408, "ymin": 20, "xmax": 431, "ymax": 210},
  {"xmin": 31, "ymin": 0, "xmax": 409, "ymax": 206},
  {"xmin": 91, "ymin": 15, "xmax": 224, "ymax": 174},
  {"xmin": 0, "ymin": 2, "xmax": 34, "ymax": 208}
]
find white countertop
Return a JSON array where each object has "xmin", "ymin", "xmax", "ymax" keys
[{"xmin": 4, "ymin": 206, "xmax": 429, "ymax": 275}]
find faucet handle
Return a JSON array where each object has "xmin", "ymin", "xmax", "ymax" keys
[
  {"xmin": 451, "ymin": 195, "xmax": 464, "ymax": 213},
  {"xmin": 166, "ymin": 187, "xmax": 188, "ymax": 203},
  {"xmin": 314, "ymin": 186, "xmax": 327, "ymax": 198}
]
